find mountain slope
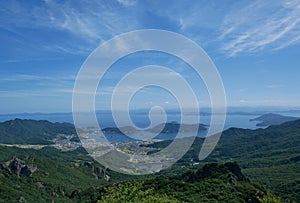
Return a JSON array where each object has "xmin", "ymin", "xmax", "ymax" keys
[
  {"xmin": 250, "ymin": 113, "xmax": 299, "ymax": 126},
  {"xmin": 154, "ymin": 119, "xmax": 300, "ymax": 201},
  {"xmin": 0, "ymin": 146, "xmax": 136, "ymax": 203},
  {"xmin": 102, "ymin": 122, "xmax": 207, "ymax": 141},
  {"xmin": 74, "ymin": 162, "xmax": 276, "ymax": 203},
  {"xmin": 0, "ymin": 119, "xmax": 76, "ymax": 144},
  {"xmin": 0, "ymin": 118, "xmax": 299, "ymax": 201},
  {"xmin": 0, "ymin": 145, "xmax": 274, "ymax": 202}
]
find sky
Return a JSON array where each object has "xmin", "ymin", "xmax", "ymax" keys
[{"xmin": 1, "ymin": 0, "xmax": 300, "ymax": 114}]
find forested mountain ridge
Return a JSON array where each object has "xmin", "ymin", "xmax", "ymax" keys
[
  {"xmin": 0, "ymin": 118, "xmax": 299, "ymax": 201},
  {"xmin": 250, "ymin": 113, "xmax": 299, "ymax": 126},
  {"xmin": 0, "ymin": 146, "xmax": 138, "ymax": 202},
  {"xmin": 0, "ymin": 119, "xmax": 76, "ymax": 144},
  {"xmin": 90, "ymin": 162, "xmax": 278, "ymax": 203},
  {"xmin": 154, "ymin": 119, "xmax": 300, "ymax": 201},
  {"xmin": 0, "ymin": 148, "xmax": 276, "ymax": 203}
]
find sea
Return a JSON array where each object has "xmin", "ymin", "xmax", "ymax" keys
[{"xmin": 1, "ymin": 110, "xmax": 300, "ymax": 133}]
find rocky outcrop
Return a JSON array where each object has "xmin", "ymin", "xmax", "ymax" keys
[
  {"xmin": 82, "ymin": 161, "xmax": 110, "ymax": 181},
  {"xmin": 0, "ymin": 156, "xmax": 38, "ymax": 177},
  {"xmin": 43, "ymin": 172, "xmax": 50, "ymax": 177},
  {"xmin": 227, "ymin": 173, "xmax": 238, "ymax": 185},
  {"xmin": 19, "ymin": 196, "xmax": 26, "ymax": 202},
  {"xmin": 183, "ymin": 162, "xmax": 247, "ymax": 183},
  {"xmin": 37, "ymin": 182, "xmax": 45, "ymax": 188}
]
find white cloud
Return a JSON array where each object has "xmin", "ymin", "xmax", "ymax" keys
[
  {"xmin": 47, "ymin": 1, "xmax": 138, "ymax": 40},
  {"xmin": 0, "ymin": 74, "xmax": 75, "ymax": 82},
  {"xmin": 117, "ymin": 0, "xmax": 136, "ymax": 7},
  {"xmin": 220, "ymin": 0, "xmax": 300, "ymax": 56},
  {"xmin": 266, "ymin": 84, "xmax": 283, "ymax": 89},
  {"xmin": 56, "ymin": 85, "xmax": 115, "ymax": 96},
  {"xmin": 0, "ymin": 0, "xmax": 139, "ymax": 54},
  {"xmin": 0, "ymin": 90, "xmax": 57, "ymax": 98}
]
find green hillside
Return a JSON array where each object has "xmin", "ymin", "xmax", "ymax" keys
[
  {"xmin": 91, "ymin": 162, "xmax": 277, "ymax": 203},
  {"xmin": 0, "ymin": 119, "xmax": 76, "ymax": 144},
  {"xmin": 152, "ymin": 119, "xmax": 300, "ymax": 201},
  {"xmin": 0, "ymin": 146, "xmax": 136, "ymax": 202},
  {"xmin": 209, "ymin": 119, "xmax": 300, "ymax": 201},
  {"xmin": 250, "ymin": 113, "xmax": 299, "ymax": 126},
  {"xmin": 0, "ymin": 118, "xmax": 299, "ymax": 202},
  {"xmin": 0, "ymin": 147, "xmax": 276, "ymax": 203}
]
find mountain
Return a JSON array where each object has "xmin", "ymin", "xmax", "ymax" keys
[
  {"xmin": 149, "ymin": 122, "xmax": 207, "ymax": 133},
  {"xmin": 211, "ymin": 120, "xmax": 300, "ymax": 201},
  {"xmin": 150, "ymin": 119, "xmax": 300, "ymax": 201},
  {"xmin": 0, "ymin": 119, "xmax": 76, "ymax": 144},
  {"xmin": 250, "ymin": 113, "xmax": 299, "ymax": 126},
  {"xmin": 102, "ymin": 122, "xmax": 207, "ymax": 141},
  {"xmin": 0, "ymin": 119, "xmax": 206, "ymax": 144},
  {"xmin": 0, "ymin": 147, "xmax": 276, "ymax": 203},
  {"xmin": 75, "ymin": 162, "xmax": 278, "ymax": 203},
  {"xmin": 0, "ymin": 146, "xmax": 138, "ymax": 203},
  {"xmin": 0, "ymin": 118, "xmax": 299, "ymax": 201},
  {"xmin": 102, "ymin": 127, "xmax": 140, "ymax": 142}
]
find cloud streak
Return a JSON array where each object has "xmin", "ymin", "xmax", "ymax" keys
[
  {"xmin": 219, "ymin": 0, "xmax": 300, "ymax": 56},
  {"xmin": 0, "ymin": 74, "xmax": 75, "ymax": 82},
  {"xmin": 0, "ymin": 90, "xmax": 58, "ymax": 98},
  {"xmin": 0, "ymin": 0, "xmax": 139, "ymax": 55}
]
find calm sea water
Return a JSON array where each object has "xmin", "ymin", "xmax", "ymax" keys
[
  {"xmin": 1, "ymin": 111, "xmax": 300, "ymax": 141},
  {"xmin": 1, "ymin": 111, "xmax": 300, "ymax": 130}
]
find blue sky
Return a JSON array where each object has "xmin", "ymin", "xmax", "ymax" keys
[{"xmin": 1, "ymin": 0, "xmax": 300, "ymax": 113}]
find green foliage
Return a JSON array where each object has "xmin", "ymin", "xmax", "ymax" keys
[
  {"xmin": 0, "ymin": 147, "xmax": 272, "ymax": 203},
  {"xmin": 250, "ymin": 113, "xmax": 298, "ymax": 127},
  {"xmin": 150, "ymin": 119, "xmax": 300, "ymax": 202},
  {"xmin": 258, "ymin": 193, "xmax": 281, "ymax": 203},
  {"xmin": 209, "ymin": 120, "xmax": 300, "ymax": 201},
  {"xmin": 97, "ymin": 182, "xmax": 181, "ymax": 203},
  {"xmin": 0, "ymin": 118, "xmax": 299, "ymax": 202},
  {"xmin": 86, "ymin": 162, "xmax": 270, "ymax": 203},
  {"xmin": 0, "ymin": 119, "xmax": 76, "ymax": 144},
  {"xmin": 0, "ymin": 146, "xmax": 136, "ymax": 202}
]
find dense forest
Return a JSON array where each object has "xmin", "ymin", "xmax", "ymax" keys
[
  {"xmin": 0, "ymin": 119, "xmax": 76, "ymax": 144},
  {"xmin": 0, "ymin": 119, "xmax": 299, "ymax": 202},
  {"xmin": 0, "ymin": 147, "xmax": 278, "ymax": 202}
]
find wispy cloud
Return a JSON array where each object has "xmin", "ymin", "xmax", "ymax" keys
[
  {"xmin": 145, "ymin": 1, "xmax": 226, "ymax": 45},
  {"xmin": 0, "ymin": 74, "xmax": 75, "ymax": 82},
  {"xmin": 220, "ymin": 0, "xmax": 300, "ymax": 57},
  {"xmin": 266, "ymin": 84, "xmax": 283, "ymax": 89},
  {"xmin": 55, "ymin": 86, "xmax": 114, "ymax": 96},
  {"xmin": 116, "ymin": 0, "xmax": 137, "ymax": 7},
  {"xmin": 0, "ymin": 0, "xmax": 140, "ymax": 55},
  {"xmin": 0, "ymin": 74, "xmax": 76, "ymax": 94},
  {"xmin": 0, "ymin": 90, "xmax": 57, "ymax": 98}
]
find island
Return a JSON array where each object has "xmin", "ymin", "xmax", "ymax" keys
[{"xmin": 250, "ymin": 113, "xmax": 299, "ymax": 127}]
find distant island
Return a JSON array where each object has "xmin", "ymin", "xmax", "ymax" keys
[
  {"xmin": 103, "ymin": 122, "xmax": 207, "ymax": 134},
  {"xmin": 250, "ymin": 113, "xmax": 299, "ymax": 126},
  {"xmin": 0, "ymin": 119, "xmax": 207, "ymax": 145},
  {"xmin": 102, "ymin": 122, "xmax": 207, "ymax": 140}
]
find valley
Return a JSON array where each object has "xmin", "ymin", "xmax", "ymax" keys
[{"xmin": 0, "ymin": 118, "xmax": 299, "ymax": 202}]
